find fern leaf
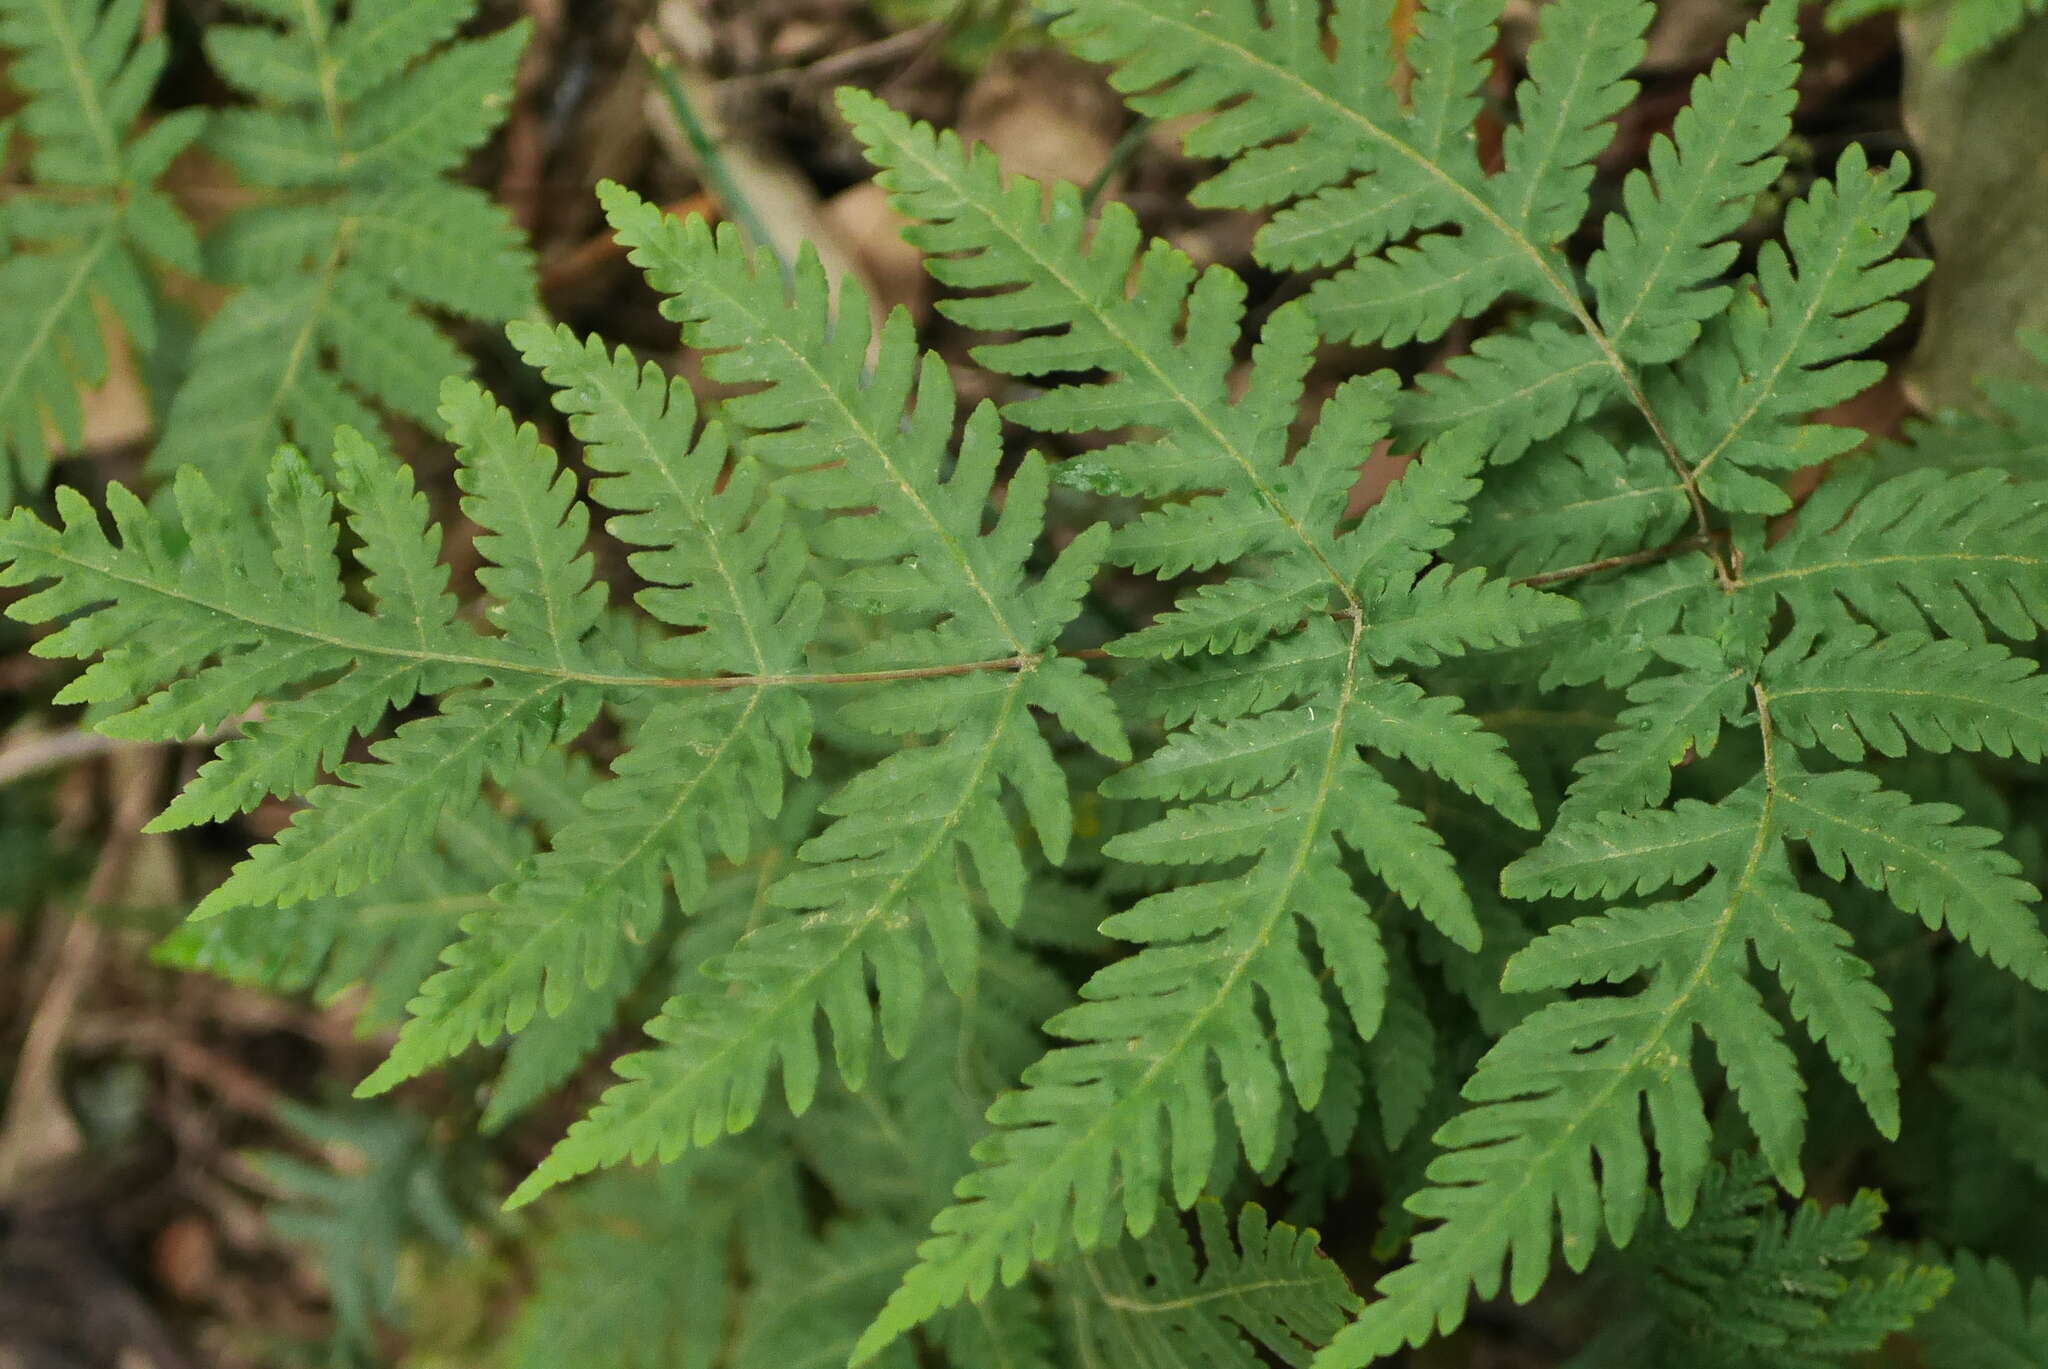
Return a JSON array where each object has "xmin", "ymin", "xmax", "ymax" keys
[
  {"xmin": 1448, "ymin": 431, "xmax": 1691, "ymax": 576},
  {"xmin": 1505, "ymin": 792, "xmax": 1761, "ymax": 901},
  {"xmin": 1599, "ymin": 1156, "xmax": 1949, "ymax": 1366},
  {"xmin": 1342, "ymin": 653, "xmax": 2044, "ymax": 1362},
  {"xmin": 1767, "ymin": 628, "xmax": 2048, "ymax": 762},
  {"xmin": 193, "ymin": 684, "xmax": 564, "ymax": 916},
  {"xmin": 1063, "ymin": 1201, "xmax": 1360, "ymax": 1368},
  {"xmin": 509, "ymin": 699, "xmax": 1056, "ymax": 1206},
  {"xmin": 844, "ymin": 87, "xmax": 1579, "ymax": 1356},
  {"xmin": 1023, "ymin": 0, "xmax": 1673, "ymax": 470},
  {"xmin": 1776, "ymin": 765, "xmax": 2048, "ymax": 987},
  {"xmin": 1746, "ymin": 467, "xmax": 2048, "ymax": 643},
  {"xmin": 860, "ymin": 496, "xmax": 1558, "ymax": 1357},
  {"xmin": 1589, "ymin": 0, "xmax": 1801, "ymax": 365},
  {"xmin": 1554, "ymin": 639, "xmax": 1748, "ymax": 823},
  {"xmin": 1329, "ymin": 840, "xmax": 1837, "ymax": 1360},
  {"xmin": 843, "ymin": 88, "xmax": 1352, "ymax": 577},
  {"xmin": 1668, "ymin": 146, "xmax": 1931, "ymax": 513},
  {"xmin": 0, "ymin": 0, "xmax": 202, "ymax": 503},
  {"xmin": 158, "ymin": 773, "xmax": 557, "ymax": 1031},
  {"xmin": 366, "ymin": 187, "xmax": 1122, "ymax": 1189},
  {"xmin": 351, "ymin": 330, "xmax": 821, "ymax": 1091},
  {"xmin": 152, "ymin": 1, "xmax": 536, "ymax": 486},
  {"xmin": 7, "ymin": 180, "xmax": 1123, "ymax": 1212},
  {"xmin": 1936, "ymin": 1066, "xmax": 2048, "ymax": 1185},
  {"xmin": 1918, "ymin": 1253, "xmax": 2048, "ymax": 1368}
]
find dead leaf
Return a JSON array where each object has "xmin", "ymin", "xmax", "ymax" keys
[
  {"xmin": 958, "ymin": 49, "xmax": 1122, "ymax": 193},
  {"xmin": 822, "ymin": 181, "xmax": 931, "ymax": 323}
]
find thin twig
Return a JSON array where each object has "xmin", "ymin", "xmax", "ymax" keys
[
  {"xmin": 0, "ymin": 750, "xmax": 164, "ymax": 1196},
  {"xmin": 0, "ymin": 709, "xmax": 261, "ymax": 789},
  {"xmin": 1513, "ymin": 533, "xmax": 1720, "ymax": 590},
  {"xmin": 724, "ymin": 23, "xmax": 945, "ymax": 91},
  {"xmin": 0, "ymin": 916, "xmax": 96, "ymax": 1194}
]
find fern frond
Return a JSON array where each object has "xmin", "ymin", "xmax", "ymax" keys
[
  {"xmin": 1554, "ymin": 638, "xmax": 1748, "ymax": 824},
  {"xmin": 357, "ymin": 323, "xmax": 820, "ymax": 1093},
  {"xmin": 847, "ymin": 87, "xmax": 1576, "ymax": 1358},
  {"xmin": 151, "ymin": 0, "xmax": 535, "ymax": 486},
  {"xmin": 1663, "ymin": 144, "xmax": 1931, "ymax": 514},
  {"xmin": 1767, "ymin": 628, "xmax": 2048, "ymax": 761},
  {"xmin": 0, "ymin": 402, "xmax": 611, "ymax": 923},
  {"xmin": 1340, "ymin": 665, "xmax": 2046, "ymax": 1359},
  {"xmin": 1340, "ymin": 519, "xmax": 2048, "ymax": 1362},
  {"xmin": 1745, "ymin": 467, "xmax": 2048, "ymax": 641},
  {"xmin": 387, "ymin": 187, "xmax": 1118, "ymax": 1195},
  {"xmin": 1588, "ymin": 4, "xmax": 1801, "ymax": 365},
  {"xmin": 1918, "ymin": 1253, "xmax": 2048, "ymax": 1368},
  {"xmin": 1062, "ymin": 1201, "xmax": 1360, "ymax": 1368},
  {"xmin": 1024, "ymin": 0, "xmax": 1667, "ymax": 463},
  {"xmin": 1034, "ymin": 0, "xmax": 1646, "ymax": 336},
  {"xmin": 1936, "ymin": 1066, "xmax": 2048, "ymax": 1184},
  {"xmin": 857, "ymin": 460, "xmax": 1566, "ymax": 1355},
  {"xmin": 157, "ymin": 757, "xmax": 582, "ymax": 1032},
  {"xmin": 508, "ymin": 705, "xmax": 1064, "ymax": 1207},
  {"xmin": 1588, "ymin": 1156, "xmax": 1949, "ymax": 1367},
  {"xmin": 0, "ymin": 0, "xmax": 202, "ymax": 504},
  {"xmin": 1447, "ymin": 432, "xmax": 1691, "ymax": 579}
]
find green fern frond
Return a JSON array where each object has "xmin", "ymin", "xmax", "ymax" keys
[
  {"xmin": 1579, "ymin": 1156, "xmax": 1949, "ymax": 1368},
  {"xmin": 496, "ymin": 926, "xmax": 1071, "ymax": 1369},
  {"xmin": 1766, "ymin": 628, "xmax": 2048, "ymax": 761},
  {"xmin": 156, "ymin": 755, "xmax": 585, "ymax": 1033},
  {"xmin": 845, "ymin": 91, "xmax": 1577, "ymax": 1357},
  {"xmin": 1182, "ymin": 9, "xmax": 2023, "ymax": 1352},
  {"xmin": 1658, "ymin": 145, "xmax": 1930, "ymax": 515},
  {"xmin": 1552, "ymin": 638, "xmax": 1748, "ymax": 824},
  {"xmin": 356, "ymin": 321, "xmax": 820, "ymax": 1093},
  {"xmin": 451, "ymin": 188, "xmax": 1121, "ymax": 1204},
  {"xmin": 151, "ymin": 0, "xmax": 535, "ymax": 486},
  {"xmin": 3, "ymin": 171, "xmax": 1117, "ymax": 1178},
  {"xmin": 1587, "ymin": 9, "xmax": 1800, "ymax": 366},
  {"xmin": 494, "ymin": 1146, "xmax": 806, "ymax": 1369},
  {"xmin": 1340, "ymin": 636, "xmax": 2048, "ymax": 1357},
  {"xmin": 13, "ymin": 8, "xmax": 2046, "ymax": 1364},
  {"xmin": 0, "ymin": 0, "xmax": 203, "ymax": 505},
  {"xmin": 251, "ymin": 1100, "xmax": 468, "ymax": 1359},
  {"xmin": 1744, "ymin": 467, "xmax": 2048, "ymax": 641},
  {"xmin": 1446, "ymin": 431, "xmax": 1692, "ymax": 580},
  {"xmin": 1062, "ymin": 1201, "xmax": 1360, "ymax": 1368},
  {"xmin": 1918, "ymin": 1253, "xmax": 2048, "ymax": 1368},
  {"xmin": 1034, "ymin": 0, "xmax": 1647, "ymax": 339},
  {"xmin": 1030, "ymin": 0, "xmax": 1661, "ymax": 459},
  {"xmin": 1935, "ymin": 1066, "xmax": 2048, "ymax": 1184}
]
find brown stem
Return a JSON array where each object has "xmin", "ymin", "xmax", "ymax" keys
[{"xmin": 1513, "ymin": 533, "xmax": 1721, "ymax": 590}]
